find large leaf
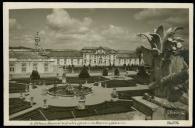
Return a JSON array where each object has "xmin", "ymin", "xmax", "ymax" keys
[
  {"xmin": 155, "ymin": 25, "xmax": 164, "ymax": 39},
  {"xmin": 149, "ymin": 33, "xmax": 161, "ymax": 51},
  {"xmin": 137, "ymin": 33, "xmax": 156, "ymax": 49}
]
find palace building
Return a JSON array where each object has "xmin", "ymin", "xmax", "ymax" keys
[{"xmin": 9, "ymin": 32, "xmax": 143, "ymax": 78}]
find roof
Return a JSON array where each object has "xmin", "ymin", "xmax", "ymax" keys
[
  {"xmin": 117, "ymin": 50, "xmax": 137, "ymax": 58},
  {"xmin": 47, "ymin": 50, "xmax": 82, "ymax": 58},
  {"xmin": 9, "ymin": 46, "xmax": 33, "ymax": 50},
  {"xmin": 81, "ymin": 46, "xmax": 117, "ymax": 54},
  {"xmin": 9, "ymin": 51, "xmax": 48, "ymax": 59}
]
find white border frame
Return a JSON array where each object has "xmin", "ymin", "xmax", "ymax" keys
[{"xmin": 3, "ymin": 2, "xmax": 193, "ymax": 126}]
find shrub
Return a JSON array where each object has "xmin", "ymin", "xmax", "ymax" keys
[
  {"xmin": 137, "ymin": 66, "xmax": 149, "ymax": 78},
  {"xmin": 114, "ymin": 68, "xmax": 120, "ymax": 76},
  {"xmin": 102, "ymin": 68, "xmax": 108, "ymax": 76},
  {"xmin": 30, "ymin": 70, "xmax": 40, "ymax": 81},
  {"xmin": 79, "ymin": 66, "xmax": 90, "ymax": 78}
]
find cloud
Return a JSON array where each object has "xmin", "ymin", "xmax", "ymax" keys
[
  {"xmin": 10, "ymin": 9, "xmax": 189, "ymax": 50},
  {"xmin": 46, "ymin": 9, "xmax": 92, "ymax": 34},
  {"xmin": 134, "ymin": 9, "xmax": 163, "ymax": 20},
  {"xmin": 39, "ymin": 9, "xmax": 141, "ymax": 50},
  {"xmin": 134, "ymin": 9, "xmax": 189, "ymax": 49},
  {"xmin": 134, "ymin": 9, "xmax": 189, "ymax": 26}
]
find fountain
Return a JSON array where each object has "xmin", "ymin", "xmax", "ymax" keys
[{"xmin": 26, "ymin": 66, "xmax": 112, "ymax": 108}]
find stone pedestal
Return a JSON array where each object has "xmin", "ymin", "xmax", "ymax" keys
[
  {"xmin": 25, "ymin": 85, "xmax": 29, "ymax": 92},
  {"xmin": 111, "ymin": 88, "xmax": 118, "ymax": 101},
  {"xmin": 29, "ymin": 83, "xmax": 33, "ymax": 92},
  {"xmin": 20, "ymin": 92, "xmax": 24, "ymax": 99},
  {"xmin": 25, "ymin": 93, "xmax": 30, "ymax": 102},
  {"xmin": 62, "ymin": 66, "xmax": 67, "ymax": 84},
  {"xmin": 104, "ymin": 83, "xmax": 107, "ymax": 88},
  {"xmin": 42, "ymin": 99, "xmax": 48, "ymax": 109},
  {"xmin": 77, "ymin": 100, "xmax": 86, "ymax": 110},
  {"xmin": 62, "ymin": 74, "xmax": 66, "ymax": 84},
  {"xmin": 98, "ymin": 82, "xmax": 102, "ymax": 87},
  {"xmin": 30, "ymin": 97, "xmax": 34, "ymax": 106}
]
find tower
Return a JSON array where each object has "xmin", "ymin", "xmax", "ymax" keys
[
  {"xmin": 34, "ymin": 32, "xmax": 41, "ymax": 52},
  {"xmin": 34, "ymin": 32, "xmax": 47, "ymax": 55}
]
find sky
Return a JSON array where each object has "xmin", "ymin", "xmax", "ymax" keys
[{"xmin": 9, "ymin": 8, "xmax": 189, "ymax": 50}]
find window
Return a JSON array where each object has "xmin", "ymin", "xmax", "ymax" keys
[
  {"xmin": 10, "ymin": 63, "xmax": 14, "ymax": 72},
  {"xmin": 22, "ymin": 63, "xmax": 27, "ymax": 72},
  {"xmin": 64, "ymin": 59, "xmax": 66, "ymax": 65},
  {"xmin": 57, "ymin": 59, "xmax": 60, "ymax": 65},
  {"xmin": 44, "ymin": 63, "xmax": 48, "ymax": 72},
  {"xmin": 84, "ymin": 59, "xmax": 86, "ymax": 64},
  {"xmin": 77, "ymin": 59, "xmax": 79, "ymax": 65},
  {"xmin": 71, "ymin": 59, "xmax": 73, "ymax": 65},
  {"xmin": 33, "ymin": 63, "xmax": 38, "ymax": 71}
]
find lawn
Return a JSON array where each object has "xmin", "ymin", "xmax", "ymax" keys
[
  {"xmin": 128, "ymin": 75, "xmax": 150, "ymax": 85},
  {"xmin": 9, "ymin": 98, "xmax": 31, "ymax": 115},
  {"xmin": 9, "ymin": 76, "xmax": 108, "ymax": 93},
  {"xmin": 10, "ymin": 76, "xmax": 108, "ymax": 85},
  {"xmin": 11, "ymin": 100, "xmax": 133, "ymax": 120},
  {"xmin": 117, "ymin": 89, "xmax": 152, "ymax": 100},
  {"xmin": 10, "ymin": 108, "xmax": 46, "ymax": 120},
  {"xmin": 94, "ymin": 80, "xmax": 137, "ymax": 88},
  {"xmin": 9, "ymin": 82, "xmax": 26, "ymax": 93},
  {"xmin": 66, "ymin": 76, "xmax": 108, "ymax": 84}
]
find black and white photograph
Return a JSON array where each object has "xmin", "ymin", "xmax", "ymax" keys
[{"xmin": 3, "ymin": 2, "xmax": 193, "ymax": 126}]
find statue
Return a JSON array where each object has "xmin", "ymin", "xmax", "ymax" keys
[
  {"xmin": 137, "ymin": 25, "xmax": 189, "ymax": 102},
  {"xmin": 62, "ymin": 66, "xmax": 67, "ymax": 84}
]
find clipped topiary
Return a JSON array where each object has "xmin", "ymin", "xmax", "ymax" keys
[
  {"xmin": 79, "ymin": 66, "xmax": 90, "ymax": 78},
  {"xmin": 30, "ymin": 70, "xmax": 40, "ymax": 81},
  {"xmin": 102, "ymin": 68, "xmax": 108, "ymax": 76},
  {"xmin": 114, "ymin": 68, "xmax": 120, "ymax": 76}
]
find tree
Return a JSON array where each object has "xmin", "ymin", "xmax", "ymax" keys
[
  {"xmin": 137, "ymin": 66, "xmax": 149, "ymax": 79},
  {"xmin": 102, "ymin": 68, "xmax": 108, "ymax": 76},
  {"xmin": 138, "ymin": 25, "xmax": 188, "ymax": 102},
  {"xmin": 79, "ymin": 66, "xmax": 90, "ymax": 78},
  {"xmin": 71, "ymin": 64, "xmax": 74, "ymax": 73},
  {"xmin": 30, "ymin": 70, "xmax": 40, "ymax": 81},
  {"xmin": 114, "ymin": 68, "xmax": 120, "ymax": 76},
  {"xmin": 123, "ymin": 64, "xmax": 127, "ymax": 70}
]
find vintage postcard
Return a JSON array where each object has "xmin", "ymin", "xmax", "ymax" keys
[{"xmin": 3, "ymin": 2, "xmax": 193, "ymax": 126}]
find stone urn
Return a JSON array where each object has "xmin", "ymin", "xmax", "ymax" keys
[
  {"xmin": 77, "ymin": 94, "xmax": 86, "ymax": 110},
  {"xmin": 42, "ymin": 99, "xmax": 48, "ymax": 109}
]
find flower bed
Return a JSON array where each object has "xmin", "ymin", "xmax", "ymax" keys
[
  {"xmin": 9, "ymin": 98, "xmax": 31, "ymax": 115},
  {"xmin": 100, "ymin": 80, "xmax": 137, "ymax": 88},
  {"xmin": 12, "ymin": 100, "xmax": 133, "ymax": 120},
  {"xmin": 128, "ymin": 75, "xmax": 150, "ymax": 85},
  {"xmin": 9, "ymin": 83, "xmax": 26, "ymax": 93}
]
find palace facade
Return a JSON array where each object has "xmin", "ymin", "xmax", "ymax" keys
[{"xmin": 9, "ymin": 46, "xmax": 142, "ymax": 78}]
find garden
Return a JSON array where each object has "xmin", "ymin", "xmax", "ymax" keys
[
  {"xmin": 9, "ymin": 76, "xmax": 109, "ymax": 93},
  {"xmin": 11, "ymin": 100, "xmax": 133, "ymax": 120}
]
